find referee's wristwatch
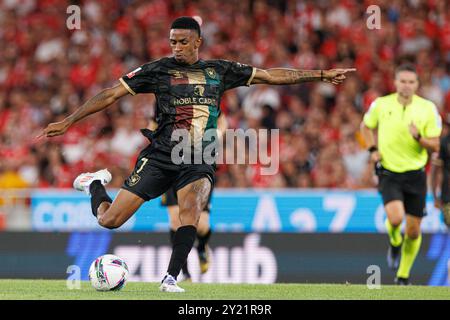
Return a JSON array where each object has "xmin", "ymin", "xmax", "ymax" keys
[{"xmin": 413, "ymin": 132, "xmax": 421, "ymax": 142}]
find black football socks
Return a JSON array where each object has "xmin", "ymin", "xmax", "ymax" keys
[
  {"xmin": 197, "ymin": 229, "xmax": 212, "ymax": 253},
  {"xmin": 89, "ymin": 180, "xmax": 112, "ymax": 217},
  {"xmin": 169, "ymin": 229, "xmax": 176, "ymax": 244},
  {"xmin": 167, "ymin": 225, "xmax": 197, "ymax": 279},
  {"xmin": 169, "ymin": 229, "xmax": 191, "ymax": 277}
]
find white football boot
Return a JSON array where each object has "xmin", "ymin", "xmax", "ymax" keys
[
  {"xmin": 73, "ymin": 169, "xmax": 112, "ymax": 195},
  {"xmin": 159, "ymin": 274, "xmax": 185, "ymax": 293}
]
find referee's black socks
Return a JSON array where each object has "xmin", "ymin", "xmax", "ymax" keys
[
  {"xmin": 89, "ymin": 180, "xmax": 112, "ymax": 217},
  {"xmin": 167, "ymin": 225, "xmax": 197, "ymax": 279}
]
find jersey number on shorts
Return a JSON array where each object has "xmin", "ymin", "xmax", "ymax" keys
[{"xmin": 136, "ymin": 157, "xmax": 148, "ymax": 173}]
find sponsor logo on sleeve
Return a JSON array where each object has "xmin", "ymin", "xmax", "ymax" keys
[{"xmin": 127, "ymin": 67, "xmax": 142, "ymax": 79}]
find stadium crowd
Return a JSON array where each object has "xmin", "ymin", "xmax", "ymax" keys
[{"xmin": 0, "ymin": 0, "xmax": 449, "ymax": 190}]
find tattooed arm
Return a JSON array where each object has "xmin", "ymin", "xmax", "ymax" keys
[
  {"xmin": 41, "ymin": 82, "xmax": 129, "ymax": 137},
  {"xmin": 251, "ymin": 68, "xmax": 356, "ymax": 85}
]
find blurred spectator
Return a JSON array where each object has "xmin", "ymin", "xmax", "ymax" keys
[{"xmin": 340, "ymin": 134, "xmax": 370, "ymax": 188}]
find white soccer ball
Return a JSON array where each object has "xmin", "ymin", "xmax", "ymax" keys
[{"xmin": 88, "ymin": 254, "xmax": 129, "ymax": 291}]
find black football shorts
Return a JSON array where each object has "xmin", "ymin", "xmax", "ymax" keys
[
  {"xmin": 122, "ymin": 143, "xmax": 215, "ymax": 202},
  {"xmin": 377, "ymin": 166, "xmax": 427, "ymax": 217}
]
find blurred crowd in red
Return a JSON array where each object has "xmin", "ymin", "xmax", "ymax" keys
[{"xmin": 0, "ymin": 0, "xmax": 449, "ymax": 190}]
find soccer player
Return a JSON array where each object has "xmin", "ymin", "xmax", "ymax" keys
[
  {"xmin": 430, "ymin": 116, "xmax": 450, "ymax": 229},
  {"xmin": 41, "ymin": 16, "xmax": 355, "ymax": 292},
  {"xmin": 361, "ymin": 63, "xmax": 442, "ymax": 285},
  {"xmin": 161, "ymin": 113, "xmax": 227, "ymax": 280}
]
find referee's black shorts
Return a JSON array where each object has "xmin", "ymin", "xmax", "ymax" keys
[
  {"xmin": 121, "ymin": 143, "xmax": 215, "ymax": 202},
  {"xmin": 161, "ymin": 185, "xmax": 213, "ymax": 213},
  {"xmin": 377, "ymin": 165, "xmax": 427, "ymax": 217}
]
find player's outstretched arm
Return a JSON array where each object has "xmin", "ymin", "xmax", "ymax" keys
[
  {"xmin": 250, "ymin": 68, "xmax": 356, "ymax": 85},
  {"xmin": 41, "ymin": 82, "xmax": 129, "ymax": 138}
]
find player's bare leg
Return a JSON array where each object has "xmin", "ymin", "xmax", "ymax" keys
[
  {"xmin": 395, "ymin": 214, "xmax": 422, "ymax": 285},
  {"xmin": 73, "ymin": 169, "xmax": 145, "ymax": 229},
  {"xmin": 197, "ymin": 211, "xmax": 210, "ymax": 235},
  {"xmin": 96, "ymin": 189, "xmax": 145, "ymax": 229},
  {"xmin": 177, "ymin": 177, "xmax": 211, "ymax": 226},
  {"xmin": 384, "ymin": 200, "xmax": 405, "ymax": 270},
  {"xmin": 404, "ymin": 215, "xmax": 422, "ymax": 240},
  {"xmin": 385, "ymin": 200, "xmax": 405, "ymax": 227},
  {"xmin": 160, "ymin": 177, "xmax": 211, "ymax": 292},
  {"xmin": 168, "ymin": 205, "xmax": 181, "ymax": 229}
]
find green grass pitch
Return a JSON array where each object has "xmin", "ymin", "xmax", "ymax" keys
[{"xmin": 0, "ymin": 280, "xmax": 448, "ymax": 300}]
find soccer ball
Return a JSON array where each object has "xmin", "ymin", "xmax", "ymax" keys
[{"xmin": 88, "ymin": 254, "xmax": 129, "ymax": 291}]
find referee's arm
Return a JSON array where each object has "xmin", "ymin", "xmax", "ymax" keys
[
  {"xmin": 360, "ymin": 121, "xmax": 380, "ymax": 163},
  {"xmin": 418, "ymin": 137, "xmax": 440, "ymax": 153},
  {"xmin": 410, "ymin": 128, "xmax": 440, "ymax": 152}
]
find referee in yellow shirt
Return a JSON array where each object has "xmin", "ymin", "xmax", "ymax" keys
[{"xmin": 360, "ymin": 63, "xmax": 442, "ymax": 285}]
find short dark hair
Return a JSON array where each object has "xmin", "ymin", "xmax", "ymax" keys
[
  {"xmin": 395, "ymin": 63, "xmax": 417, "ymax": 75},
  {"xmin": 171, "ymin": 16, "xmax": 201, "ymax": 37}
]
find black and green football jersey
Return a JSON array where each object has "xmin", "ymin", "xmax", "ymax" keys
[{"xmin": 119, "ymin": 57, "xmax": 255, "ymax": 154}]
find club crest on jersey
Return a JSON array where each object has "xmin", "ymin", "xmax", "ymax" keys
[
  {"xmin": 194, "ymin": 85, "xmax": 205, "ymax": 97},
  {"xmin": 127, "ymin": 173, "xmax": 141, "ymax": 186},
  {"xmin": 205, "ymin": 68, "xmax": 216, "ymax": 79},
  {"xmin": 127, "ymin": 67, "xmax": 142, "ymax": 79}
]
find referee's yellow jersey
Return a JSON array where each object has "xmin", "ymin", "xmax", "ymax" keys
[{"xmin": 363, "ymin": 93, "xmax": 442, "ymax": 173}]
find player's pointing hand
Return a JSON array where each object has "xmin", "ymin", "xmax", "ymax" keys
[
  {"xmin": 323, "ymin": 68, "xmax": 357, "ymax": 85},
  {"xmin": 40, "ymin": 119, "xmax": 72, "ymax": 138}
]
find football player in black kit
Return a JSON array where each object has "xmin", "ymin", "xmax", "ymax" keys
[
  {"xmin": 41, "ymin": 16, "xmax": 355, "ymax": 292},
  {"xmin": 431, "ymin": 115, "xmax": 450, "ymax": 229}
]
